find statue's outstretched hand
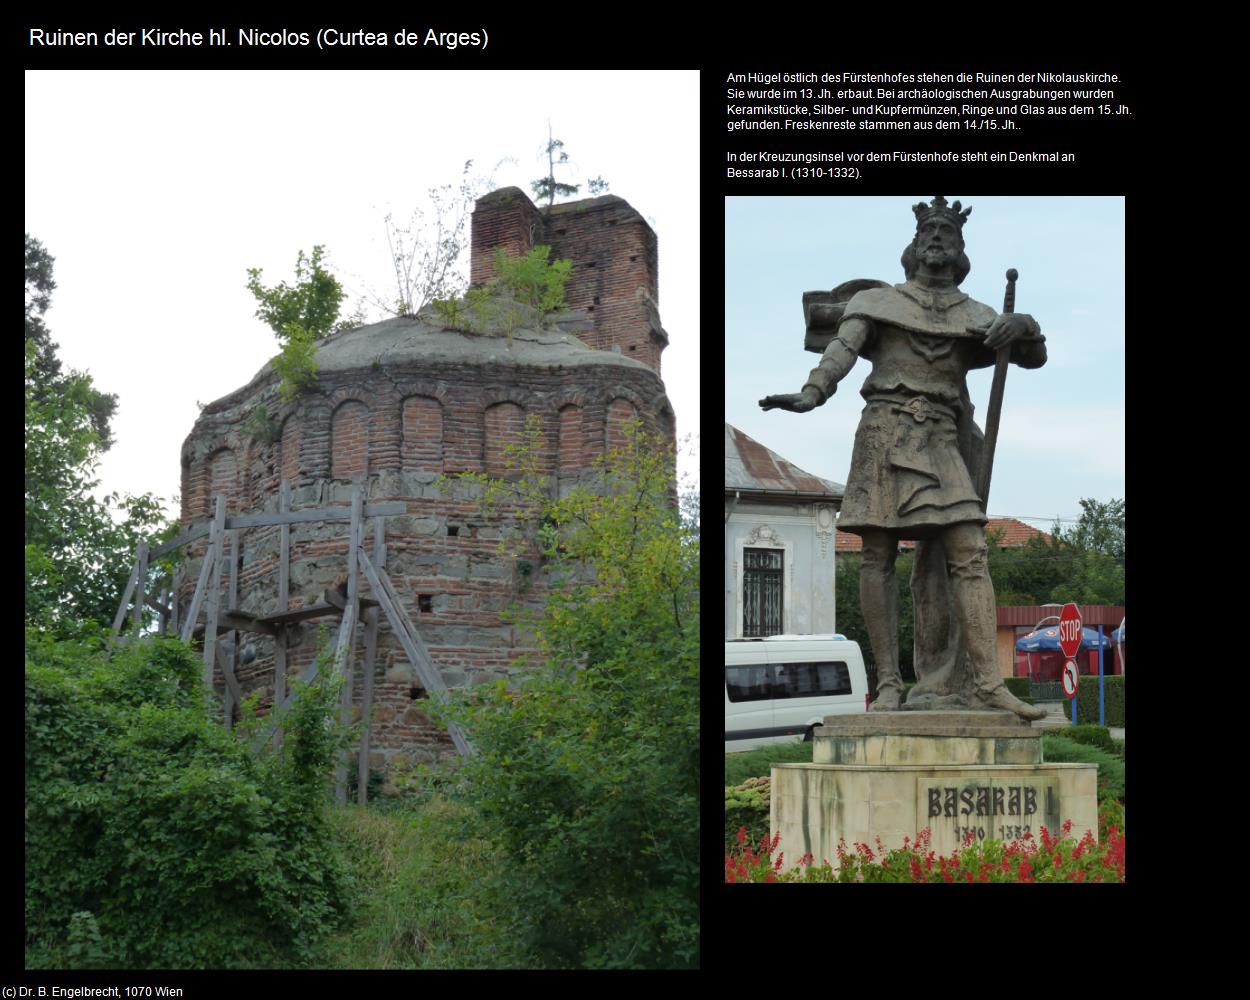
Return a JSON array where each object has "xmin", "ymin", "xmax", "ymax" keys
[{"xmin": 759, "ymin": 386, "xmax": 822, "ymax": 412}]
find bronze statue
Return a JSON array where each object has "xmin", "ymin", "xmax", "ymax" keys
[{"xmin": 760, "ymin": 196, "xmax": 1047, "ymax": 721}]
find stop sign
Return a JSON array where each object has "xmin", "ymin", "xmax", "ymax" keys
[{"xmin": 1058, "ymin": 603, "xmax": 1082, "ymax": 659}]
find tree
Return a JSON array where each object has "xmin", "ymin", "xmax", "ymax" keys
[
  {"xmin": 246, "ymin": 245, "xmax": 345, "ymax": 400},
  {"xmin": 366, "ymin": 160, "xmax": 495, "ymax": 318},
  {"xmin": 985, "ymin": 498, "xmax": 1125, "ymax": 606},
  {"xmin": 25, "ymin": 234, "xmax": 117, "ymax": 449},
  {"xmin": 437, "ymin": 421, "xmax": 698, "ymax": 969},
  {"xmin": 1059, "ymin": 498, "xmax": 1125, "ymax": 559},
  {"xmin": 531, "ymin": 124, "xmax": 609, "ymax": 209},
  {"xmin": 25, "ymin": 633, "xmax": 349, "ymax": 968},
  {"xmin": 24, "ymin": 239, "xmax": 169, "ymax": 637}
]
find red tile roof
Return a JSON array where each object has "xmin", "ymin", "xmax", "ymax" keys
[{"xmin": 834, "ymin": 517, "xmax": 1051, "ymax": 552}]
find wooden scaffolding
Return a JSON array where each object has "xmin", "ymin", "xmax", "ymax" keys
[{"xmin": 112, "ymin": 481, "xmax": 474, "ymax": 804}]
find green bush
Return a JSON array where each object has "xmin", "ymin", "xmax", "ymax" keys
[
  {"xmin": 1058, "ymin": 724, "xmax": 1119, "ymax": 755},
  {"xmin": 1004, "ymin": 677, "xmax": 1034, "ymax": 702},
  {"xmin": 725, "ymin": 778, "xmax": 770, "ymax": 852},
  {"xmin": 437, "ymin": 425, "xmax": 698, "ymax": 969},
  {"xmin": 1076, "ymin": 674, "xmax": 1124, "ymax": 726},
  {"xmin": 1042, "ymin": 732, "xmax": 1125, "ymax": 803},
  {"xmin": 25, "ymin": 631, "xmax": 350, "ymax": 969}
]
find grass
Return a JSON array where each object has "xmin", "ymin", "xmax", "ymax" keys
[
  {"xmin": 310, "ymin": 794, "xmax": 533, "ymax": 970},
  {"xmin": 725, "ymin": 742, "xmax": 813, "ymax": 787}
]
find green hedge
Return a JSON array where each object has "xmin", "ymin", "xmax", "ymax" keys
[
  {"xmin": 25, "ymin": 632, "xmax": 349, "ymax": 969},
  {"xmin": 1004, "ymin": 677, "xmax": 1034, "ymax": 703},
  {"xmin": 1042, "ymin": 733, "xmax": 1125, "ymax": 803},
  {"xmin": 1076, "ymin": 675, "xmax": 1124, "ymax": 726},
  {"xmin": 1058, "ymin": 724, "xmax": 1119, "ymax": 755}
]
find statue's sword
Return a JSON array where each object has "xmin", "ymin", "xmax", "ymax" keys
[{"xmin": 975, "ymin": 268, "xmax": 1018, "ymax": 510}]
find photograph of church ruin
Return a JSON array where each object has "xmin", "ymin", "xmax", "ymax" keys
[{"xmin": 162, "ymin": 186, "xmax": 676, "ymax": 791}]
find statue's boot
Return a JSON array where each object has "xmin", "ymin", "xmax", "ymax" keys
[
  {"xmin": 971, "ymin": 684, "xmax": 1048, "ymax": 721},
  {"xmin": 945, "ymin": 525, "xmax": 1048, "ymax": 723}
]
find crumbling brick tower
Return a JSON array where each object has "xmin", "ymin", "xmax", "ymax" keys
[{"xmin": 176, "ymin": 187, "xmax": 675, "ymax": 784}]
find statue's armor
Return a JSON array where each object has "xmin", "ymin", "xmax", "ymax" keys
[{"xmin": 815, "ymin": 281, "xmax": 1045, "ymax": 539}]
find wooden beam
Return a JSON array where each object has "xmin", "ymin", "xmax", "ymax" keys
[
  {"xmin": 335, "ymin": 487, "xmax": 364, "ymax": 805},
  {"xmin": 145, "ymin": 594, "xmax": 172, "ymax": 619},
  {"xmin": 357, "ymin": 515, "xmax": 385, "ymax": 805},
  {"xmin": 131, "ymin": 538, "xmax": 149, "ymax": 632},
  {"xmin": 112, "ymin": 556, "xmax": 142, "ymax": 635},
  {"xmin": 273, "ymin": 480, "xmax": 290, "ymax": 751},
  {"xmin": 146, "ymin": 502, "xmax": 406, "ymax": 559},
  {"xmin": 180, "ymin": 506, "xmax": 220, "ymax": 645},
  {"xmin": 217, "ymin": 611, "xmax": 278, "ymax": 636},
  {"xmin": 358, "ymin": 547, "xmax": 475, "ymax": 758},
  {"xmin": 215, "ymin": 641, "xmax": 244, "ymax": 707},
  {"xmin": 223, "ymin": 530, "xmax": 241, "ymax": 728},
  {"xmin": 253, "ymin": 603, "xmax": 343, "ymax": 627},
  {"xmin": 148, "ymin": 523, "xmax": 210, "ymax": 561},
  {"xmin": 201, "ymin": 495, "xmax": 228, "ymax": 697},
  {"xmin": 324, "ymin": 587, "xmax": 378, "ymax": 612}
]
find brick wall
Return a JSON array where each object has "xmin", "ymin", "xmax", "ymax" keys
[
  {"xmin": 178, "ymin": 352, "xmax": 673, "ymax": 779},
  {"xmin": 470, "ymin": 187, "xmax": 668, "ymax": 375}
]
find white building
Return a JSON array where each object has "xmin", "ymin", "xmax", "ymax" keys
[{"xmin": 724, "ymin": 423, "xmax": 844, "ymax": 639}]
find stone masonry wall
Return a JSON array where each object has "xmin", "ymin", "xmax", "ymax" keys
[{"xmin": 178, "ymin": 350, "xmax": 672, "ymax": 784}]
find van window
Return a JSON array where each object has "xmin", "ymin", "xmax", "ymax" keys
[
  {"xmin": 774, "ymin": 661, "xmax": 853, "ymax": 698},
  {"xmin": 726, "ymin": 661, "xmax": 853, "ymax": 702},
  {"xmin": 725, "ymin": 664, "xmax": 773, "ymax": 702}
]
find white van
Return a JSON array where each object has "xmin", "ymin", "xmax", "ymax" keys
[{"xmin": 725, "ymin": 635, "xmax": 869, "ymax": 752}]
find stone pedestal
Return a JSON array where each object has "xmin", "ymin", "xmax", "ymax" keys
[{"xmin": 770, "ymin": 711, "xmax": 1099, "ymax": 868}]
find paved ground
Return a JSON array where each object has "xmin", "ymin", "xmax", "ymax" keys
[{"xmin": 1032, "ymin": 702, "xmax": 1123, "ymax": 740}]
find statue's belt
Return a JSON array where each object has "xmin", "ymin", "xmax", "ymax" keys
[{"xmin": 865, "ymin": 393, "xmax": 958, "ymax": 424}]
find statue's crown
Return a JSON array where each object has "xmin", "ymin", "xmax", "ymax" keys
[{"xmin": 912, "ymin": 195, "xmax": 972, "ymax": 229}]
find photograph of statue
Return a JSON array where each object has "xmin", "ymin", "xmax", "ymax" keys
[{"xmin": 759, "ymin": 196, "xmax": 1057, "ymax": 720}]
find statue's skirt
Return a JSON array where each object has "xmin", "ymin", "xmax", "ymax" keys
[{"xmin": 836, "ymin": 396, "xmax": 987, "ymax": 541}]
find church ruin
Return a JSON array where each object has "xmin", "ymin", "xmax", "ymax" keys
[{"xmin": 172, "ymin": 187, "xmax": 676, "ymax": 785}]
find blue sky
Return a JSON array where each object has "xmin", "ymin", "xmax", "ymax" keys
[{"xmin": 725, "ymin": 196, "xmax": 1124, "ymax": 534}]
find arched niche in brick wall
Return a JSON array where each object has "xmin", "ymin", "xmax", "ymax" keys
[
  {"xmin": 401, "ymin": 395, "xmax": 444, "ymax": 473},
  {"xmin": 484, "ymin": 401, "xmax": 525, "ymax": 476},
  {"xmin": 331, "ymin": 400, "xmax": 370, "ymax": 481},
  {"xmin": 558, "ymin": 404, "xmax": 587, "ymax": 471},
  {"xmin": 205, "ymin": 447, "xmax": 237, "ymax": 514},
  {"xmin": 606, "ymin": 397, "xmax": 640, "ymax": 453}
]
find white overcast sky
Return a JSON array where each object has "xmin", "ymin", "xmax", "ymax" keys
[
  {"xmin": 25, "ymin": 70, "xmax": 701, "ymax": 516},
  {"xmin": 726, "ymin": 196, "xmax": 1124, "ymax": 532}
]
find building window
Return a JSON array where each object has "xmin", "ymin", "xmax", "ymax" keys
[{"xmin": 743, "ymin": 548, "xmax": 784, "ymax": 637}]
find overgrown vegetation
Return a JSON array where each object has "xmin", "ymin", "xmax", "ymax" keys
[
  {"xmin": 312, "ymin": 795, "xmax": 532, "ymax": 970},
  {"xmin": 435, "ymin": 420, "xmax": 699, "ymax": 969},
  {"xmin": 431, "ymin": 245, "xmax": 573, "ymax": 340},
  {"xmin": 531, "ymin": 127, "xmax": 608, "ymax": 208},
  {"xmin": 25, "ymin": 634, "xmax": 351, "ymax": 969},
  {"xmin": 247, "ymin": 245, "xmax": 346, "ymax": 401},
  {"xmin": 367, "ymin": 160, "xmax": 501, "ymax": 318}
]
